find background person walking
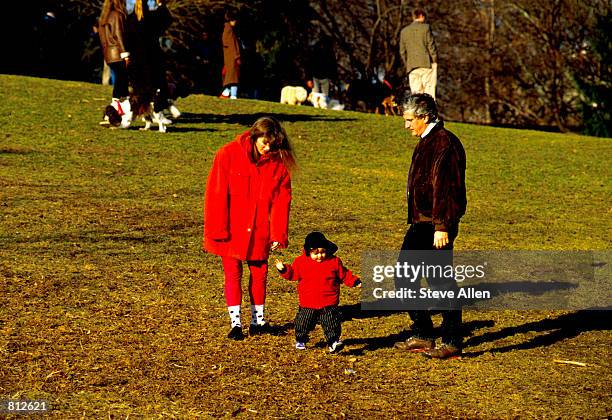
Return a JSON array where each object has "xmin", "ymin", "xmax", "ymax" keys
[
  {"xmin": 400, "ymin": 8, "xmax": 438, "ymax": 99},
  {"xmin": 98, "ymin": 0, "xmax": 131, "ymax": 128},
  {"xmin": 125, "ymin": 0, "xmax": 173, "ymax": 126},
  {"xmin": 220, "ymin": 10, "xmax": 241, "ymax": 99}
]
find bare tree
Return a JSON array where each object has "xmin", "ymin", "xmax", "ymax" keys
[{"xmin": 18, "ymin": 0, "xmax": 608, "ymax": 132}]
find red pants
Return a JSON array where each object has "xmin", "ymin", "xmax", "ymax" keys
[{"xmin": 222, "ymin": 257, "xmax": 268, "ymax": 307}]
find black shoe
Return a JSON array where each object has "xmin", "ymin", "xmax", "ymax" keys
[
  {"xmin": 248, "ymin": 322, "xmax": 272, "ymax": 336},
  {"xmin": 227, "ymin": 326, "xmax": 245, "ymax": 340}
]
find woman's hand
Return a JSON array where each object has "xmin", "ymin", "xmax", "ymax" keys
[
  {"xmin": 274, "ymin": 259, "xmax": 285, "ymax": 271},
  {"xmin": 270, "ymin": 241, "xmax": 280, "ymax": 251}
]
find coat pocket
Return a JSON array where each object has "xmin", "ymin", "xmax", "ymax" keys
[
  {"xmin": 414, "ymin": 182, "xmax": 432, "ymax": 211},
  {"xmin": 107, "ymin": 46, "xmax": 121, "ymax": 63},
  {"xmin": 229, "ymin": 171, "xmax": 249, "ymax": 196}
]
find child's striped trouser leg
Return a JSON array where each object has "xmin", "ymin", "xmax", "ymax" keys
[
  {"xmin": 294, "ymin": 307, "xmax": 319, "ymax": 343},
  {"xmin": 320, "ymin": 306, "xmax": 342, "ymax": 345}
]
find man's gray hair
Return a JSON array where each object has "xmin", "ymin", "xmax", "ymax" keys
[{"xmin": 402, "ymin": 93, "xmax": 438, "ymax": 122}]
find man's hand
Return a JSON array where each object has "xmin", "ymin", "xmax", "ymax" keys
[
  {"xmin": 432, "ymin": 62, "xmax": 438, "ymax": 71},
  {"xmin": 270, "ymin": 241, "xmax": 280, "ymax": 251},
  {"xmin": 274, "ymin": 259, "xmax": 285, "ymax": 271},
  {"xmin": 433, "ymin": 231, "xmax": 448, "ymax": 249}
]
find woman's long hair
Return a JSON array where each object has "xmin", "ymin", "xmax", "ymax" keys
[
  {"xmin": 99, "ymin": 0, "xmax": 127, "ymax": 25},
  {"xmin": 250, "ymin": 116, "xmax": 297, "ymax": 173}
]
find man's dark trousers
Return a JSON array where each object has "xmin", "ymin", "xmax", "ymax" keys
[{"xmin": 399, "ymin": 222, "xmax": 462, "ymax": 347}]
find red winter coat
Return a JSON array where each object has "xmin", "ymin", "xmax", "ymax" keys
[
  {"xmin": 279, "ymin": 253, "xmax": 360, "ymax": 309},
  {"xmin": 203, "ymin": 131, "xmax": 292, "ymax": 261}
]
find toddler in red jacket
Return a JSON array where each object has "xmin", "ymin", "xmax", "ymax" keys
[{"xmin": 275, "ymin": 231, "xmax": 361, "ymax": 353}]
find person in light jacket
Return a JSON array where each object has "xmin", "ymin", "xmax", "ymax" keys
[
  {"xmin": 203, "ymin": 116, "xmax": 296, "ymax": 340},
  {"xmin": 399, "ymin": 8, "xmax": 438, "ymax": 99}
]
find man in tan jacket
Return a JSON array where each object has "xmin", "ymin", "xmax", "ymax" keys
[{"xmin": 399, "ymin": 9, "xmax": 438, "ymax": 99}]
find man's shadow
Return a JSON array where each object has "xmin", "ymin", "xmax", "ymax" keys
[
  {"xmin": 461, "ymin": 310, "xmax": 610, "ymax": 357},
  {"xmin": 338, "ymin": 278, "xmax": 609, "ymax": 356},
  {"xmin": 341, "ymin": 309, "xmax": 609, "ymax": 356},
  {"xmin": 340, "ymin": 306, "xmax": 495, "ymax": 356}
]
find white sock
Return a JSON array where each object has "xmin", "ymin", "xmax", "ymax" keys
[
  {"xmin": 228, "ymin": 305, "xmax": 241, "ymax": 328},
  {"xmin": 250, "ymin": 304, "xmax": 265, "ymax": 326}
]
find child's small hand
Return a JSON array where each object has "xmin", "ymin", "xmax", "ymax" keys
[{"xmin": 274, "ymin": 259, "xmax": 285, "ymax": 271}]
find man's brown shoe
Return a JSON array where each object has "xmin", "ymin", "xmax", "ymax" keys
[
  {"xmin": 423, "ymin": 344, "xmax": 461, "ymax": 359},
  {"xmin": 394, "ymin": 337, "xmax": 434, "ymax": 352}
]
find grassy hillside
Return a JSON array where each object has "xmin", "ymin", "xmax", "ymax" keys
[{"xmin": 0, "ymin": 75, "xmax": 610, "ymax": 418}]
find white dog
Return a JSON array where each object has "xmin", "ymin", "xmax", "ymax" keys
[
  {"xmin": 280, "ymin": 86, "xmax": 308, "ymax": 105},
  {"xmin": 308, "ymin": 92, "xmax": 328, "ymax": 109}
]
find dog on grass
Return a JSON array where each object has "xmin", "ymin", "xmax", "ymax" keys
[
  {"xmin": 280, "ymin": 86, "xmax": 308, "ymax": 105},
  {"xmin": 308, "ymin": 92, "xmax": 328, "ymax": 109},
  {"xmin": 377, "ymin": 95, "xmax": 401, "ymax": 116},
  {"xmin": 101, "ymin": 94, "xmax": 172, "ymax": 132}
]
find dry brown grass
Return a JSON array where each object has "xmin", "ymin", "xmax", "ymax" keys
[{"xmin": 0, "ymin": 75, "xmax": 610, "ymax": 418}]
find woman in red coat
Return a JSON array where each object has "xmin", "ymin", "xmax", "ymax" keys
[{"xmin": 204, "ymin": 116, "xmax": 296, "ymax": 340}]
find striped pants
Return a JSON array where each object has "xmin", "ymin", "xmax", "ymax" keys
[{"xmin": 294, "ymin": 306, "xmax": 342, "ymax": 345}]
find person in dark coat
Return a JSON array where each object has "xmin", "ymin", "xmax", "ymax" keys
[
  {"xmin": 307, "ymin": 38, "xmax": 337, "ymax": 108},
  {"xmin": 394, "ymin": 93, "xmax": 467, "ymax": 359},
  {"xmin": 203, "ymin": 117, "xmax": 297, "ymax": 340},
  {"xmin": 220, "ymin": 10, "xmax": 241, "ymax": 99},
  {"xmin": 125, "ymin": 0, "xmax": 173, "ymax": 122}
]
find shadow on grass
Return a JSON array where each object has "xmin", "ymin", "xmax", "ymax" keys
[
  {"xmin": 339, "ymin": 280, "xmax": 605, "ymax": 356},
  {"xmin": 0, "ymin": 147, "xmax": 37, "ymax": 155},
  {"xmin": 267, "ymin": 322, "xmax": 293, "ymax": 337},
  {"xmin": 179, "ymin": 112, "xmax": 357, "ymax": 127},
  {"xmin": 341, "ymin": 311, "xmax": 610, "ymax": 357},
  {"xmin": 341, "ymin": 316, "xmax": 494, "ymax": 356},
  {"xmin": 461, "ymin": 310, "xmax": 611, "ymax": 358}
]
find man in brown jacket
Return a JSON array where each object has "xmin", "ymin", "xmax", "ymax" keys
[
  {"xmin": 399, "ymin": 9, "xmax": 438, "ymax": 99},
  {"xmin": 394, "ymin": 93, "xmax": 467, "ymax": 359}
]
